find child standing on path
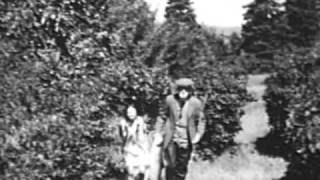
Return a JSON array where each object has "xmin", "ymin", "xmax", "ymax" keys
[{"xmin": 119, "ymin": 103, "xmax": 150, "ymax": 180}]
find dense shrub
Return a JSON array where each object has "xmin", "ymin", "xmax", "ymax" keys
[
  {"xmin": 256, "ymin": 48, "xmax": 320, "ymax": 180},
  {"xmin": 191, "ymin": 62, "xmax": 250, "ymax": 159},
  {"xmin": 0, "ymin": 0, "xmax": 171, "ymax": 179},
  {"xmin": 0, "ymin": 115, "xmax": 126, "ymax": 179},
  {"xmin": 237, "ymin": 55, "xmax": 274, "ymax": 74}
]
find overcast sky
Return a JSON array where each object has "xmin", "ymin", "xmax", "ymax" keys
[{"xmin": 144, "ymin": 0, "xmax": 254, "ymax": 27}]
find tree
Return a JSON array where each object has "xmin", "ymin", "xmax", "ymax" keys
[
  {"xmin": 164, "ymin": 0, "xmax": 196, "ymax": 25},
  {"xmin": 284, "ymin": 0, "xmax": 320, "ymax": 47},
  {"xmin": 143, "ymin": 0, "xmax": 215, "ymax": 78},
  {"xmin": 241, "ymin": 0, "xmax": 283, "ymax": 58}
]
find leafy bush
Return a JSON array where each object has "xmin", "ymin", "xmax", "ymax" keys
[
  {"xmin": 256, "ymin": 48, "xmax": 320, "ymax": 179},
  {"xmin": 191, "ymin": 62, "xmax": 250, "ymax": 159},
  {"xmin": 1, "ymin": 115, "xmax": 125, "ymax": 179},
  {"xmin": 237, "ymin": 55, "xmax": 276, "ymax": 74},
  {"xmin": 0, "ymin": 0, "xmax": 171, "ymax": 179}
]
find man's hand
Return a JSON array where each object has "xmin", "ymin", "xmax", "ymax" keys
[{"xmin": 191, "ymin": 133, "xmax": 201, "ymax": 144}]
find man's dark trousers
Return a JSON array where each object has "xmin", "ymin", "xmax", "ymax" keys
[{"xmin": 164, "ymin": 141, "xmax": 192, "ymax": 180}]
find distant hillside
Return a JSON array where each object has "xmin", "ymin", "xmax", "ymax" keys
[
  {"xmin": 202, "ymin": 25, "xmax": 241, "ymax": 36},
  {"xmin": 215, "ymin": 26, "xmax": 241, "ymax": 36},
  {"xmin": 154, "ymin": 22, "xmax": 241, "ymax": 36}
]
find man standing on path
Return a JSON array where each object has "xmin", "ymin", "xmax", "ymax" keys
[{"xmin": 156, "ymin": 78, "xmax": 206, "ymax": 180}]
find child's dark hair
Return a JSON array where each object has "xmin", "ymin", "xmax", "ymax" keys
[{"xmin": 124, "ymin": 102, "xmax": 143, "ymax": 120}]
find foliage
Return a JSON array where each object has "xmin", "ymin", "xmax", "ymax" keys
[
  {"xmin": 203, "ymin": 30, "xmax": 231, "ymax": 57},
  {"xmin": 256, "ymin": 48, "xmax": 320, "ymax": 180},
  {"xmin": 284, "ymin": 0, "xmax": 320, "ymax": 47},
  {"xmin": 236, "ymin": 53, "xmax": 282, "ymax": 74},
  {"xmin": 0, "ymin": 0, "xmax": 171, "ymax": 179},
  {"xmin": 143, "ymin": 0, "xmax": 213, "ymax": 79},
  {"xmin": 143, "ymin": 22, "xmax": 216, "ymax": 79},
  {"xmin": 241, "ymin": 0, "xmax": 284, "ymax": 59},
  {"xmin": 1, "ymin": 115, "xmax": 126, "ymax": 180},
  {"xmin": 241, "ymin": 0, "xmax": 320, "ymax": 73},
  {"xmin": 201, "ymin": 25, "xmax": 237, "ymax": 57},
  {"xmin": 191, "ymin": 62, "xmax": 251, "ymax": 159},
  {"xmin": 165, "ymin": 0, "xmax": 197, "ymax": 25},
  {"xmin": 228, "ymin": 32, "xmax": 242, "ymax": 55}
]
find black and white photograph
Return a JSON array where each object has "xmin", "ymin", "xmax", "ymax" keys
[{"xmin": 1, "ymin": 0, "xmax": 320, "ymax": 179}]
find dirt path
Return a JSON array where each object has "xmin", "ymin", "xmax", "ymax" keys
[{"xmin": 186, "ymin": 74, "xmax": 288, "ymax": 180}]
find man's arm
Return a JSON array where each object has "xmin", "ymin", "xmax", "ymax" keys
[
  {"xmin": 192, "ymin": 100, "xmax": 206, "ymax": 144},
  {"xmin": 197, "ymin": 110, "xmax": 206, "ymax": 139}
]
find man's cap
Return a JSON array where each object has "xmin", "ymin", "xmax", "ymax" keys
[{"xmin": 174, "ymin": 78, "xmax": 194, "ymax": 87}]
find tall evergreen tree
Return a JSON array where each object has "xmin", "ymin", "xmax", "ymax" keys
[
  {"xmin": 285, "ymin": 0, "xmax": 320, "ymax": 47},
  {"xmin": 241, "ymin": 0, "xmax": 283, "ymax": 58},
  {"xmin": 164, "ymin": 0, "xmax": 196, "ymax": 25},
  {"xmin": 142, "ymin": 0, "xmax": 216, "ymax": 79}
]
